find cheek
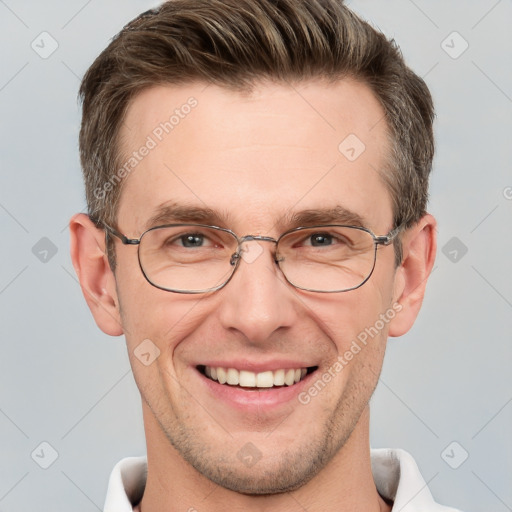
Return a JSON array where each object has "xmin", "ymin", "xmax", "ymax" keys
[
  {"xmin": 115, "ymin": 261, "xmax": 204, "ymax": 361},
  {"xmin": 314, "ymin": 287, "xmax": 390, "ymax": 352},
  {"xmin": 304, "ymin": 285, "xmax": 394, "ymax": 399},
  {"xmin": 118, "ymin": 290, "xmax": 206, "ymax": 413}
]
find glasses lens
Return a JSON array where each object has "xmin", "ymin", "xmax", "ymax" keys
[
  {"xmin": 277, "ymin": 226, "xmax": 377, "ymax": 292},
  {"xmin": 139, "ymin": 225, "xmax": 238, "ymax": 292}
]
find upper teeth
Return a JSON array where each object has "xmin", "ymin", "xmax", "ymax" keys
[{"xmin": 204, "ymin": 366, "xmax": 308, "ymax": 387}]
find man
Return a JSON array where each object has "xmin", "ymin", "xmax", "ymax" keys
[{"xmin": 70, "ymin": 0, "xmax": 461, "ymax": 510}]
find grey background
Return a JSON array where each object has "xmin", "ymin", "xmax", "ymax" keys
[{"xmin": 0, "ymin": 1, "xmax": 511, "ymax": 510}]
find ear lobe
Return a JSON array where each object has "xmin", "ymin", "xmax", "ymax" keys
[
  {"xmin": 388, "ymin": 214, "xmax": 437, "ymax": 338},
  {"xmin": 69, "ymin": 213, "xmax": 124, "ymax": 336}
]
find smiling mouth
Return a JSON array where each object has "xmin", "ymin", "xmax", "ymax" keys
[{"xmin": 197, "ymin": 365, "xmax": 318, "ymax": 389}]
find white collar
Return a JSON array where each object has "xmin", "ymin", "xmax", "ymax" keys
[{"xmin": 103, "ymin": 448, "xmax": 461, "ymax": 511}]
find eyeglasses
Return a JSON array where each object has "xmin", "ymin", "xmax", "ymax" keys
[{"xmin": 101, "ymin": 222, "xmax": 402, "ymax": 294}]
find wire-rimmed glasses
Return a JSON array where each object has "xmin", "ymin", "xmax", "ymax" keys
[{"xmin": 100, "ymin": 222, "xmax": 402, "ymax": 294}]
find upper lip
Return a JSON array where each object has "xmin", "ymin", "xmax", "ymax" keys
[{"xmin": 196, "ymin": 360, "xmax": 317, "ymax": 373}]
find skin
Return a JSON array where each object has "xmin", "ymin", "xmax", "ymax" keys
[{"xmin": 70, "ymin": 79, "xmax": 436, "ymax": 512}]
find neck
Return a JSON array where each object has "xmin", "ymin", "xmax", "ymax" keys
[{"xmin": 139, "ymin": 405, "xmax": 391, "ymax": 512}]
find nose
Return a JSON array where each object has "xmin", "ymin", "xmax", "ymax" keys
[{"xmin": 216, "ymin": 239, "xmax": 299, "ymax": 345}]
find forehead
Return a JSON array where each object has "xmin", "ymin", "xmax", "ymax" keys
[{"xmin": 117, "ymin": 79, "xmax": 393, "ymax": 235}]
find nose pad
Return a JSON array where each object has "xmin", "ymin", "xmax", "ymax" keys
[
  {"xmin": 228, "ymin": 237, "xmax": 282, "ymax": 282},
  {"xmin": 239, "ymin": 240, "xmax": 265, "ymax": 264}
]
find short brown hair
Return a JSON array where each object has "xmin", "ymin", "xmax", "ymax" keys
[{"xmin": 79, "ymin": 0, "xmax": 434, "ymax": 266}]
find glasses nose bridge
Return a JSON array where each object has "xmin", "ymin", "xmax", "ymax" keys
[
  {"xmin": 229, "ymin": 234, "xmax": 280, "ymax": 267},
  {"xmin": 237, "ymin": 234, "xmax": 279, "ymax": 258},
  {"xmin": 238, "ymin": 234, "xmax": 278, "ymax": 245}
]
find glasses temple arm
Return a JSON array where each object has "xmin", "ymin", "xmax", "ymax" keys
[
  {"xmin": 374, "ymin": 223, "xmax": 405, "ymax": 246},
  {"xmin": 93, "ymin": 218, "xmax": 140, "ymax": 245}
]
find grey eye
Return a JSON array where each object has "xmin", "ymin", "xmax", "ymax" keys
[
  {"xmin": 309, "ymin": 233, "xmax": 333, "ymax": 246},
  {"xmin": 180, "ymin": 234, "xmax": 205, "ymax": 247}
]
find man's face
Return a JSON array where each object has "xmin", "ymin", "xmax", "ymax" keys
[{"xmin": 114, "ymin": 79, "xmax": 399, "ymax": 493}]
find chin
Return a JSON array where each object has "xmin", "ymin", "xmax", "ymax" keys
[
  {"xmin": 163, "ymin": 420, "xmax": 347, "ymax": 496},
  {"xmin": 189, "ymin": 450, "xmax": 327, "ymax": 495}
]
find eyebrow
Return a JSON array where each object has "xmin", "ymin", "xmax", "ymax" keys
[
  {"xmin": 144, "ymin": 202, "xmax": 368, "ymax": 232},
  {"xmin": 281, "ymin": 206, "xmax": 366, "ymax": 229},
  {"xmin": 144, "ymin": 202, "xmax": 233, "ymax": 230}
]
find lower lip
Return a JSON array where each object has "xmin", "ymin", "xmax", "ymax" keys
[{"xmin": 196, "ymin": 368, "xmax": 316, "ymax": 412}]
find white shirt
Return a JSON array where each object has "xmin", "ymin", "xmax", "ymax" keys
[{"xmin": 103, "ymin": 448, "xmax": 462, "ymax": 511}]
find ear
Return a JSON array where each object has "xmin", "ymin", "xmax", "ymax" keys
[
  {"xmin": 388, "ymin": 213, "xmax": 437, "ymax": 337},
  {"xmin": 69, "ymin": 213, "xmax": 124, "ymax": 336}
]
